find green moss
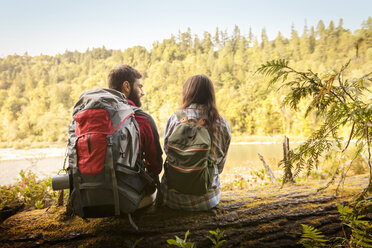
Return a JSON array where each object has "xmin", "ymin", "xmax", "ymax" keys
[{"xmin": 0, "ymin": 174, "xmax": 369, "ymax": 248}]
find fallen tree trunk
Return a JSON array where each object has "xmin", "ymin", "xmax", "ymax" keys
[{"xmin": 1, "ymin": 174, "xmax": 371, "ymax": 248}]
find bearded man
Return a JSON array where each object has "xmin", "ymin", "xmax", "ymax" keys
[{"xmin": 108, "ymin": 64, "xmax": 162, "ymax": 207}]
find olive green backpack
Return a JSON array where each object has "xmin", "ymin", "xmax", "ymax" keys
[{"xmin": 165, "ymin": 111, "xmax": 214, "ymax": 195}]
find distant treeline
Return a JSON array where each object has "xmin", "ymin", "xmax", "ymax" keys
[{"xmin": 0, "ymin": 18, "xmax": 371, "ymax": 146}]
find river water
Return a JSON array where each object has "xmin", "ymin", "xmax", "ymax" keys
[{"xmin": 0, "ymin": 143, "xmax": 291, "ymax": 186}]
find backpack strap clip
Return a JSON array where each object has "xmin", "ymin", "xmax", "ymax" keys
[{"xmin": 107, "ymin": 135, "xmax": 113, "ymax": 146}]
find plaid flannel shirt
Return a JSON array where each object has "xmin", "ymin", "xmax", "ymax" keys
[{"xmin": 161, "ymin": 104, "xmax": 231, "ymax": 211}]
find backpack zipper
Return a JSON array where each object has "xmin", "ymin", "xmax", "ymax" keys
[
  {"xmin": 168, "ymin": 144, "xmax": 210, "ymax": 152},
  {"xmin": 168, "ymin": 162, "xmax": 207, "ymax": 171},
  {"xmin": 87, "ymin": 134, "xmax": 91, "ymax": 154}
]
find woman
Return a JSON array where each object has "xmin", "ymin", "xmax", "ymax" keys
[{"xmin": 160, "ymin": 74, "xmax": 231, "ymax": 211}]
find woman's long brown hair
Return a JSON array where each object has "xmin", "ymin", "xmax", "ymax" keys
[{"xmin": 181, "ymin": 74, "xmax": 220, "ymax": 137}]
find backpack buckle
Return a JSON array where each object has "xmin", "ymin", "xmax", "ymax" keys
[{"xmin": 107, "ymin": 135, "xmax": 113, "ymax": 146}]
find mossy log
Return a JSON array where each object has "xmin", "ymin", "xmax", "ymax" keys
[{"xmin": 1, "ymin": 175, "xmax": 371, "ymax": 248}]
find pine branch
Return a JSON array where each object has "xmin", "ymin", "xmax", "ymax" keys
[
  {"xmin": 342, "ymin": 121, "xmax": 356, "ymax": 152},
  {"xmin": 336, "ymin": 146, "xmax": 363, "ymax": 196},
  {"xmin": 338, "ymin": 59, "xmax": 356, "ymax": 102},
  {"xmin": 290, "ymin": 120, "xmax": 342, "ymax": 163},
  {"xmin": 260, "ymin": 60, "xmax": 347, "ymax": 105},
  {"xmin": 317, "ymin": 160, "xmax": 341, "ymax": 192},
  {"xmin": 289, "ymin": 66, "xmax": 348, "ymax": 104},
  {"xmin": 259, "ymin": 58, "xmax": 372, "ymax": 188}
]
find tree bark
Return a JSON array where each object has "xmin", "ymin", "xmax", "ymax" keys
[
  {"xmin": 0, "ymin": 175, "xmax": 371, "ymax": 248},
  {"xmin": 283, "ymin": 136, "xmax": 294, "ymax": 183}
]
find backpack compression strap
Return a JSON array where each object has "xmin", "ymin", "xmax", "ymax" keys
[
  {"xmin": 71, "ymin": 140, "xmax": 83, "ymax": 216},
  {"xmin": 106, "ymin": 135, "xmax": 120, "ymax": 216}
]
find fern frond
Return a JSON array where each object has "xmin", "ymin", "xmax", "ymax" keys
[
  {"xmin": 298, "ymin": 224, "xmax": 327, "ymax": 247},
  {"xmin": 351, "ymin": 229, "xmax": 372, "ymax": 248}
]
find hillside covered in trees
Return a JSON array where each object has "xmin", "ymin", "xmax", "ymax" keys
[{"xmin": 0, "ymin": 18, "xmax": 371, "ymax": 147}]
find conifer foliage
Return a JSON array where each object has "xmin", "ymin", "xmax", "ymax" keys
[
  {"xmin": 257, "ymin": 58, "xmax": 372, "ymax": 198},
  {"xmin": 0, "ymin": 18, "xmax": 371, "ymax": 146}
]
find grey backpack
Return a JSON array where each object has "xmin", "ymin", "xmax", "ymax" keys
[{"xmin": 67, "ymin": 88, "xmax": 153, "ymax": 225}]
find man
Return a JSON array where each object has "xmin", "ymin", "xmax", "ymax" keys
[{"xmin": 108, "ymin": 64, "xmax": 163, "ymax": 207}]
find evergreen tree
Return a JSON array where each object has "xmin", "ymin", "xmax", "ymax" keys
[
  {"xmin": 0, "ymin": 19, "xmax": 371, "ymax": 146},
  {"xmin": 257, "ymin": 58, "xmax": 372, "ymax": 197}
]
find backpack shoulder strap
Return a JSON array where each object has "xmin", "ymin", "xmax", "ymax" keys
[
  {"xmin": 174, "ymin": 110, "xmax": 186, "ymax": 121},
  {"xmin": 127, "ymin": 105, "xmax": 157, "ymax": 187},
  {"xmin": 130, "ymin": 105, "xmax": 139, "ymax": 113},
  {"xmin": 175, "ymin": 110, "xmax": 207, "ymax": 126}
]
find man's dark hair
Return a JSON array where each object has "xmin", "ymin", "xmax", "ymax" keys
[{"xmin": 108, "ymin": 64, "xmax": 142, "ymax": 92}]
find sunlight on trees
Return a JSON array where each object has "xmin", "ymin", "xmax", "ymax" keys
[{"xmin": 0, "ymin": 18, "xmax": 371, "ymax": 145}]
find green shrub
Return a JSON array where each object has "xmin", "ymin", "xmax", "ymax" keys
[
  {"xmin": 207, "ymin": 228, "xmax": 226, "ymax": 248},
  {"xmin": 337, "ymin": 203, "xmax": 372, "ymax": 247},
  {"xmin": 0, "ymin": 170, "xmax": 59, "ymax": 210},
  {"xmin": 298, "ymin": 204, "xmax": 372, "ymax": 248},
  {"xmin": 167, "ymin": 230, "xmax": 196, "ymax": 248}
]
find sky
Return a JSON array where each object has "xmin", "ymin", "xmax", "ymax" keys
[{"xmin": 0, "ymin": 0, "xmax": 371, "ymax": 57}]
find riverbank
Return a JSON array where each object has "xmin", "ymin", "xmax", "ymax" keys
[
  {"xmin": 0, "ymin": 142, "xmax": 66, "ymax": 150},
  {"xmin": 0, "ymin": 148, "xmax": 65, "ymax": 161},
  {"xmin": 231, "ymin": 135, "xmax": 307, "ymax": 143},
  {"xmin": 0, "ymin": 148, "xmax": 66, "ymax": 186},
  {"xmin": 1, "ymin": 142, "xmax": 285, "ymax": 186},
  {"xmin": 0, "ymin": 135, "xmax": 306, "ymax": 149}
]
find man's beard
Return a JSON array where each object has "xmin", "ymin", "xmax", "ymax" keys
[{"xmin": 129, "ymin": 90, "xmax": 141, "ymax": 107}]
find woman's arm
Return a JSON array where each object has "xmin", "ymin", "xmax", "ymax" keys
[
  {"xmin": 215, "ymin": 117, "xmax": 231, "ymax": 174},
  {"xmin": 163, "ymin": 113, "xmax": 178, "ymax": 154}
]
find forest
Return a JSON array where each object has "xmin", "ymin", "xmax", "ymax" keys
[
  {"xmin": 1, "ymin": 17, "xmax": 372, "ymax": 248},
  {"xmin": 0, "ymin": 18, "xmax": 371, "ymax": 147}
]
